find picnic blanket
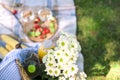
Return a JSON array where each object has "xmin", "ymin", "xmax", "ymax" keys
[
  {"xmin": 0, "ymin": 0, "xmax": 76, "ymax": 47},
  {"xmin": 0, "ymin": 0, "xmax": 87, "ymax": 79}
]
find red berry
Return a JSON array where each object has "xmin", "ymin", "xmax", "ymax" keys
[
  {"xmin": 33, "ymin": 24, "xmax": 40, "ymax": 29},
  {"xmin": 46, "ymin": 28, "xmax": 50, "ymax": 34},
  {"xmin": 43, "ymin": 27, "xmax": 50, "ymax": 34},
  {"xmin": 34, "ymin": 17, "xmax": 40, "ymax": 23},
  {"xmin": 12, "ymin": 10, "xmax": 17, "ymax": 15},
  {"xmin": 40, "ymin": 35, "xmax": 43, "ymax": 39},
  {"xmin": 40, "ymin": 34, "xmax": 45, "ymax": 39},
  {"xmin": 42, "ymin": 30, "xmax": 46, "ymax": 35}
]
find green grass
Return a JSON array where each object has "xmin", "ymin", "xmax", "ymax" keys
[{"xmin": 74, "ymin": 0, "xmax": 120, "ymax": 80}]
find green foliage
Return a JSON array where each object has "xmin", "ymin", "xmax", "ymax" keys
[{"xmin": 74, "ymin": 0, "xmax": 120, "ymax": 79}]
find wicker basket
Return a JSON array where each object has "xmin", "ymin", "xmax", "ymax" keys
[{"xmin": 16, "ymin": 59, "xmax": 31, "ymax": 80}]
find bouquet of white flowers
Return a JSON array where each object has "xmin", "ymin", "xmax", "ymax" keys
[{"xmin": 40, "ymin": 32, "xmax": 87, "ymax": 80}]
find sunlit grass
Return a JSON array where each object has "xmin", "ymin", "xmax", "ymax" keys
[
  {"xmin": 74, "ymin": 0, "xmax": 120, "ymax": 80},
  {"xmin": 78, "ymin": 17, "xmax": 99, "ymax": 38}
]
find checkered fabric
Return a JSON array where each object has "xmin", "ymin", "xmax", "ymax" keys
[{"xmin": 0, "ymin": 48, "xmax": 38, "ymax": 80}]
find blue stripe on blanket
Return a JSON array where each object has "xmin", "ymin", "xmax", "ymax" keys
[
  {"xmin": 15, "ymin": 0, "xmax": 20, "ymax": 3},
  {"xmin": 14, "ymin": 23, "xmax": 21, "ymax": 37},
  {"xmin": 47, "ymin": 0, "xmax": 52, "ymax": 8}
]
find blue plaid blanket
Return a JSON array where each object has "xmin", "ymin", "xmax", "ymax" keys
[
  {"xmin": 0, "ymin": 0, "xmax": 76, "ymax": 47},
  {"xmin": 0, "ymin": 1, "xmax": 86, "ymax": 80}
]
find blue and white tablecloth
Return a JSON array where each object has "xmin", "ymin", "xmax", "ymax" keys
[
  {"xmin": 0, "ymin": 0, "xmax": 86, "ymax": 80},
  {"xmin": 0, "ymin": 0, "xmax": 76, "ymax": 47}
]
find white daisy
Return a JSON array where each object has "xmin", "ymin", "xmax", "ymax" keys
[
  {"xmin": 53, "ymin": 68, "xmax": 61, "ymax": 77},
  {"xmin": 47, "ymin": 49, "xmax": 54, "ymax": 55},
  {"xmin": 59, "ymin": 76, "xmax": 66, "ymax": 80},
  {"xmin": 69, "ymin": 41, "xmax": 78, "ymax": 51},
  {"xmin": 79, "ymin": 72, "xmax": 87, "ymax": 79},
  {"xmin": 68, "ymin": 55, "xmax": 78, "ymax": 64},
  {"xmin": 68, "ymin": 65, "xmax": 78, "ymax": 77},
  {"xmin": 70, "ymin": 50, "xmax": 79, "ymax": 58},
  {"xmin": 56, "ymin": 63, "xmax": 62, "ymax": 70},
  {"xmin": 57, "ymin": 57, "xmax": 64, "ymax": 63},
  {"xmin": 46, "ymin": 61, "xmax": 56, "ymax": 67},
  {"xmin": 54, "ymin": 50, "xmax": 63, "ymax": 59},
  {"xmin": 72, "ymin": 40, "xmax": 82, "ymax": 52},
  {"xmin": 63, "ymin": 49, "xmax": 70, "ymax": 57},
  {"xmin": 45, "ymin": 67, "xmax": 54, "ymax": 76},
  {"xmin": 57, "ymin": 56, "xmax": 68, "ymax": 65},
  {"xmin": 46, "ymin": 55, "xmax": 55, "ymax": 62},
  {"xmin": 62, "ymin": 68, "xmax": 70, "ymax": 78},
  {"xmin": 57, "ymin": 38, "xmax": 69, "ymax": 49}
]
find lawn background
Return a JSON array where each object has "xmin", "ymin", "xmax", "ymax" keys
[{"xmin": 74, "ymin": 0, "xmax": 120, "ymax": 80}]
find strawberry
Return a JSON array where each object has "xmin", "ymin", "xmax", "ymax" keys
[
  {"xmin": 34, "ymin": 17, "xmax": 40, "ymax": 23},
  {"xmin": 40, "ymin": 34, "xmax": 46, "ymax": 39},
  {"xmin": 12, "ymin": 10, "xmax": 17, "ymax": 15},
  {"xmin": 33, "ymin": 24, "xmax": 40, "ymax": 29},
  {"xmin": 40, "ymin": 35, "xmax": 44, "ymax": 39},
  {"xmin": 42, "ymin": 30, "xmax": 46, "ymax": 35},
  {"xmin": 43, "ymin": 27, "xmax": 50, "ymax": 34}
]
